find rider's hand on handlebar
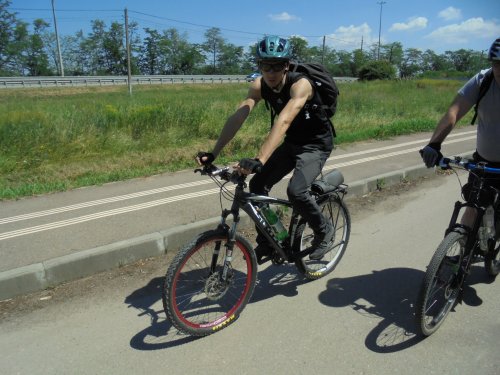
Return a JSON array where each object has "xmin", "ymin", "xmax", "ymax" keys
[
  {"xmin": 196, "ymin": 152, "xmax": 215, "ymax": 166},
  {"xmin": 236, "ymin": 158, "xmax": 263, "ymax": 175},
  {"xmin": 420, "ymin": 143, "xmax": 442, "ymax": 168}
]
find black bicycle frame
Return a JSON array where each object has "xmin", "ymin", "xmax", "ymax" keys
[
  {"xmin": 219, "ymin": 180, "xmax": 296, "ymax": 261},
  {"xmin": 445, "ymin": 168, "xmax": 500, "ymax": 265}
]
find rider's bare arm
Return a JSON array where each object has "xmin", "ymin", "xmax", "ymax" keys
[
  {"xmin": 429, "ymin": 94, "xmax": 474, "ymax": 144},
  {"xmin": 211, "ymin": 80, "xmax": 262, "ymax": 158}
]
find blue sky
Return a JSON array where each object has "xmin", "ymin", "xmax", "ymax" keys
[{"xmin": 9, "ymin": 0, "xmax": 500, "ymax": 53}]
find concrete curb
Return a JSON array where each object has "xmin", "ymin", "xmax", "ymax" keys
[{"xmin": 0, "ymin": 163, "xmax": 436, "ymax": 301}]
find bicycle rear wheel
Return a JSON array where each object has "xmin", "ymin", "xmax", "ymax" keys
[
  {"xmin": 416, "ymin": 231, "xmax": 466, "ymax": 336},
  {"xmin": 294, "ymin": 196, "xmax": 351, "ymax": 280},
  {"xmin": 162, "ymin": 229, "xmax": 257, "ymax": 336}
]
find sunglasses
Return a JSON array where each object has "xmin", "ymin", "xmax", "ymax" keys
[{"xmin": 259, "ymin": 62, "xmax": 287, "ymax": 73}]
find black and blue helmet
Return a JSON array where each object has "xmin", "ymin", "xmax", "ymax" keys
[
  {"xmin": 256, "ymin": 36, "xmax": 291, "ymax": 61},
  {"xmin": 488, "ymin": 37, "xmax": 500, "ymax": 61}
]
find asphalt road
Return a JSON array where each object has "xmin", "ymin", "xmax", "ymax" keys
[
  {"xmin": 0, "ymin": 127, "xmax": 477, "ymax": 273},
  {"xmin": 1, "ymin": 170, "xmax": 499, "ymax": 375}
]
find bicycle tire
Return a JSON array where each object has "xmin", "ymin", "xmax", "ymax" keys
[
  {"xmin": 416, "ymin": 231, "xmax": 466, "ymax": 337},
  {"xmin": 294, "ymin": 196, "xmax": 351, "ymax": 280},
  {"xmin": 162, "ymin": 229, "xmax": 257, "ymax": 336},
  {"xmin": 484, "ymin": 239, "xmax": 500, "ymax": 278}
]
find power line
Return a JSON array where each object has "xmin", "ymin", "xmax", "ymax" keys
[
  {"xmin": 129, "ymin": 10, "xmax": 263, "ymax": 37},
  {"xmin": 11, "ymin": 6, "xmax": 360, "ymax": 49}
]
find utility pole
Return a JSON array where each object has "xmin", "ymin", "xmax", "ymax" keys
[
  {"xmin": 51, "ymin": 0, "xmax": 64, "ymax": 76},
  {"xmin": 377, "ymin": 1, "xmax": 386, "ymax": 60},
  {"xmin": 322, "ymin": 35, "xmax": 326, "ymax": 64},
  {"xmin": 125, "ymin": 8, "xmax": 132, "ymax": 95}
]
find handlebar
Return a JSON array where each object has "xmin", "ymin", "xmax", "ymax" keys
[
  {"xmin": 194, "ymin": 164, "xmax": 247, "ymax": 184},
  {"xmin": 439, "ymin": 156, "xmax": 500, "ymax": 174}
]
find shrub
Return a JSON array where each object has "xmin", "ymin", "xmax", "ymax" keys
[{"xmin": 358, "ymin": 60, "xmax": 397, "ymax": 81}]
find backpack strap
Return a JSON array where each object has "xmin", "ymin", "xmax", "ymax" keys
[
  {"xmin": 471, "ymin": 69, "xmax": 494, "ymax": 125},
  {"xmin": 264, "ymin": 99, "xmax": 277, "ymax": 126}
]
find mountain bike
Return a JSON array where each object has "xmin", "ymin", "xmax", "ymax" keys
[
  {"xmin": 162, "ymin": 163, "xmax": 351, "ymax": 336},
  {"xmin": 416, "ymin": 156, "xmax": 500, "ymax": 336}
]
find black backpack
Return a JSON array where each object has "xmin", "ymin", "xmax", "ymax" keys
[
  {"xmin": 471, "ymin": 68, "xmax": 494, "ymax": 125},
  {"xmin": 289, "ymin": 61, "xmax": 339, "ymax": 118}
]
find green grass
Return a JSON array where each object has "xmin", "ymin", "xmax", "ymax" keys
[{"xmin": 0, "ymin": 79, "xmax": 471, "ymax": 200}]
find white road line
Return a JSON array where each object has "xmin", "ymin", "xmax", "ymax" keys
[
  {"xmin": 0, "ymin": 180, "xmax": 213, "ymax": 225},
  {"xmin": 326, "ymin": 130, "xmax": 476, "ymax": 162},
  {"xmin": 0, "ymin": 133, "xmax": 475, "ymax": 240},
  {"xmin": 0, "ymin": 187, "xmax": 234, "ymax": 241}
]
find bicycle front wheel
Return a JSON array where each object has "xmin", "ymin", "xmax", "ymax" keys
[
  {"xmin": 162, "ymin": 229, "xmax": 257, "ymax": 336},
  {"xmin": 294, "ymin": 196, "xmax": 351, "ymax": 280},
  {"xmin": 416, "ymin": 231, "xmax": 466, "ymax": 337}
]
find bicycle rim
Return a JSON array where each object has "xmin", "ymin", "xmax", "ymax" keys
[
  {"xmin": 296, "ymin": 197, "xmax": 351, "ymax": 280},
  {"xmin": 164, "ymin": 232, "xmax": 256, "ymax": 336},
  {"xmin": 417, "ymin": 231, "xmax": 465, "ymax": 336}
]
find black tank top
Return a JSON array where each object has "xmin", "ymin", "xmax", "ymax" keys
[{"xmin": 261, "ymin": 72, "xmax": 333, "ymax": 146}]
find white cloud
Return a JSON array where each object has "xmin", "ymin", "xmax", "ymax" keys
[
  {"xmin": 390, "ymin": 17, "xmax": 428, "ymax": 32},
  {"xmin": 325, "ymin": 23, "xmax": 375, "ymax": 49},
  {"xmin": 268, "ymin": 12, "xmax": 301, "ymax": 22},
  {"xmin": 438, "ymin": 6, "xmax": 462, "ymax": 21},
  {"xmin": 426, "ymin": 17, "xmax": 500, "ymax": 44}
]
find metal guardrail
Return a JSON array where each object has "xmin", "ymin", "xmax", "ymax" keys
[
  {"xmin": 0, "ymin": 75, "xmax": 248, "ymax": 88},
  {"xmin": 0, "ymin": 75, "xmax": 358, "ymax": 89}
]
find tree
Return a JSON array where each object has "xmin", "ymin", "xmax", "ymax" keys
[
  {"xmin": 102, "ymin": 21, "xmax": 126, "ymax": 74},
  {"xmin": 399, "ymin": 48, "xmax": 423, "ymax": 78},
  {"xmin": 26, "ymin": 19, "xmax": 51, "ymax": 75},
  {"xmin": 0, "ymin": 0, "xmax": 31, "ymax": 75},
  {"xmin": 351, "ymin": 48, "xmax": 369, "ymax": 77},
  {"xmin": 202, "ymin": 27, "xmax": 224, "ymax": 73},
  {"xmin": 217, "ymin": 43, "xmax": 244, "ymax": 74},
  {"xmin": 288, "ymin": 36, "xmax": 310, "ymax": 62},
  {"xmin": 444, "ymin": 49, "xmax": 475, "ymax": 72},
  {"xmin": 380, "ymin": 42, "xmax": 403, "ymax": 66},
  {"xmin": 82, "ymin": 20, "xmax": 107, "ymax": 74},
  {"xmin": 421, "ymin": 49, "xmax": 451, "ymax": 72},
  {"xmin": 139, "ymin": 28, "xmax": 162, "ymax": 74}
]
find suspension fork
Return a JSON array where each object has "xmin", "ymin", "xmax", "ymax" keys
[{"xmin": 210, "ymin": 194, "xmax": 243, "ymax": 281}]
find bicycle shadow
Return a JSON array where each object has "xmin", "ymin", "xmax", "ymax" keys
[
  {"xmin": 125, "ymin": 277, "xmax": 201, "ymax": 351},
  {"xmin": 318, "ymin": 266, "xmax": 492, "ymax": 353},
  {"xmin": 319, "ymin": 267, "xmax": 423, "ymax": 353},
  {"xmin": 251, "ymin": 263, "xmax": 310, "ymax": 302},
  {"xmin": 125, "ymin": 264, "xmax": 308, "ymax": 351}
]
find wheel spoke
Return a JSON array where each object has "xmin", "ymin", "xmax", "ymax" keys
[{"xmin": 163, "ymin": 232, "xmax": 256, "ymax": 336}]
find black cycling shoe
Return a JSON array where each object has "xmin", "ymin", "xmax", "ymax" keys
[
  {"xmin": 309, "ymin": 224, "xmax": 335, "ymax": 260},
  {"xmin": 255, "ymin": 243, "xmax": 273, "ymax": 264}
]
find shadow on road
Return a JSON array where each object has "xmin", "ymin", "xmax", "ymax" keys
[
  {"xmin": 124, "ymin": 263, "xmax": 492, "ymax": 351},
  {"xmin": 125, "ymin": 277, "xmax": 200, "ymax": 350},
  {"xmin": 319, "ymin": 267, "xmax": 424, "ymax": 353},
  {"xmin": 124, "ymin": 264, "xmax": 308, "ymax": 350},
  {"xmin": 318, "ymin": 266, "xmax": 492, "ymax": 353}
]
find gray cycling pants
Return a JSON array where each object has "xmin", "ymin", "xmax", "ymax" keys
[{"xmin": 249, "ymin": 141, "xmax": 333, "ymax": 245}]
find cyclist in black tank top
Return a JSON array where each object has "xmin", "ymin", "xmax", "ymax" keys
[{"xmin": 196, "ymin": 36, "xmax": 335, "ymax": 261}]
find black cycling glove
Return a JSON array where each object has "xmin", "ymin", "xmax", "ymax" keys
[
  {"xmin": 196, "ymin": 152, "xmax": 215, "ymax": 165},
  {"xmin": 239, "ymin": 158, "xmax": 263, "ymax": 173},
  {"xmin": 420, "ymin": 143, "xmax": 442, "ymax": 168}
]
